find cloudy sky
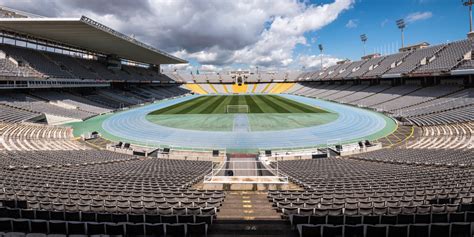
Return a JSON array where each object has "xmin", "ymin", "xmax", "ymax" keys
[{"xmin": 0, "ymin": 0, "xmax": 470, "ymax": 72}]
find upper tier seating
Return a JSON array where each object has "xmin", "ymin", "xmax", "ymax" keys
[
  {"xmin": 328, "ymin": 62, "xmax": 354, "ymax": 79},
  {"xmin": 364, "ymin": 52, "xmax": 411, "ymax": 78},
  {"xmin": 385, "ymin": 44, "xmax": 446, "ymax": 75},
  {"xmin": 316, "ymin": 64, "xmax": 340, "ymax": 80},
  {"xmin": 0, "ymin": 58, "xmax": 41, "ymax": 77},
  {"xmin": 415, "ymin": 39, "xmax": 473, "ymax": 74},
  {"xmin": 335, "ymin": 61, "xmax": 367, "ymax": 79},
  {"xmin": 298, "ymin": 39, "xmax": 473, "ymax": 81},
  {"xmin": 457, "ymin": 59, "xmax": 474, "ymax": 69},
  {"xmin": 42, "ymin": 51, "xmax": 100, "ymax": 80},
  {"xmin": 346, "ymin": 56, "xmax": 386, "ymax": 79},
  {"xmin": 0, "ymin": 44, "xmax": 176, "ymax": 81},
  {"xmin": 0, "ymin": 45, "xmax": 75, "ymax": 78}
]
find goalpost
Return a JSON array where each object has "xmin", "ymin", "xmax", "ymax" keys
[{"xmin": 226, "ymin": 105, "xmax": 249, "ymax": 113}]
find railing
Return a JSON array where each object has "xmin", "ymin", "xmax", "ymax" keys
[{"xmin": 203, "ymin": 160, "xmax": 289, "ymax": 184}]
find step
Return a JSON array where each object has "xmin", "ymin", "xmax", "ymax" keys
[
  {"xmin": 217, "ymin": 191, "xmax": 281, "ymax": 221},
  {"xmin": 222, "ymin": 199, "xmax": 272, "ymax": 204},
  {"xmin": 208, "ymin": 220, "xmax": 298, "ymax": 237},
  {"xmin": 222, "ymin": 201, "xmax": 272, "ymax": 208}
]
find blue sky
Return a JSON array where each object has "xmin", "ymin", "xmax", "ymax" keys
[{"xmin": 297, "ymin": 0, "xmax": 471, "ymax": 62}]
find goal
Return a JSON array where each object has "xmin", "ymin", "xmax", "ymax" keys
[{"xmin": 226, "ymin": 105, "xmax": 249, "ymax": 113}]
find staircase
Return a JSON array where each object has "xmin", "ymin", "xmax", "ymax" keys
[
  {"xmin": 218, "ymin": 191, "xmax": 280, "ymax": 220},
  {"xmin": 209, "ymin": 191, "xmax": 297, "ymax": 236}
]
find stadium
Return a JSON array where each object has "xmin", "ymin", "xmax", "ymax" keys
[{"xmin": 0, "ymin": 1, "xmax": 472, "ymax": 237}]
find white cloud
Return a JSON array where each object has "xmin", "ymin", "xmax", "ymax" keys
[
  {"xmin": 405, "ymin": 11, "xmax": 433, "ymax": 23},
  {"xmin": 199, "ymin": 64, "xmax": 219, "ymax": 71},
  {"xmin": 229, "ymin": 0, "xmax": 354, "ymax": 67},
  {"xmin": 186, "ymin": 50, "xmax": 220, "ymax": 64},
  {"xmin": 345, "ymin": 19, "xmax": 358, "ymax": 28},
  {"xmin": 298, "ymin": 54, "xmax": 342, "ymax": 70},
  {"xmin": 0, "ymin": 0, "xmax": 354, "ymax": 69},
  {"xmin": 160, "ymin": 61, "xmax": 194, "ymax": 73}
]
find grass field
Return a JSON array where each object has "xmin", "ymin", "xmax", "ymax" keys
[
  {"xmin": 145, "ymin": 113, "xmax": 339, "ymax": 131},
  {"xmin": 149, "ymin": 95, "xmax": 328, "ymax": 115}
]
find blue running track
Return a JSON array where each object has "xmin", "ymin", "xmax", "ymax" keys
[{"xmin": 101, "ymin": 94, "xmax": 395, "ymax": 150}]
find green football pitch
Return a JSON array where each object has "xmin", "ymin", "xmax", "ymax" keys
[{"xmin": 149, "ymin": 95, "xmax": 328, "ymax": 115}]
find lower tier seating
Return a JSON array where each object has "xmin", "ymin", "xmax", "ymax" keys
[
  {"xmin": 0, "ymin": 105, "xmax": 41, "ymax": 123},
  {"xmin": 0, "ymin": 151, "xmax": 223, "ymax": 236},
  {"xmin": 351, "ymin": 148, "xmax": 473, "ymax": 166},
  {"xmin": 289, "ymin": 83, "xmax": 474, "ymax": 126},
  {"xmin": 296, "ymin": 222, "xmax": 473, "ymax": 237},
  {"xmin": 269, "ymin": 158, "xmax": 473, "ymax": 231},
  {"xmin": 406, "ymin": 123, "xmax": 473, "ymax": 149},
  {"xmin": 0, "ymin": 122, "xmax": 87, "ymax": 151},
  {"xmin": 0, "ymin": 209, "xmax": 211, "ymax": 236}
]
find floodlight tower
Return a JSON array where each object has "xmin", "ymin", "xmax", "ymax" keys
[
  {"xmin": 360, "ymin": 34, "xmax": 368, "ymax": 56},
  {"xmin": 396, "ymin": 19, "xmax": 406, "ymax": 48},
  {"xmin": 318, "ymin": 44, "xmax": 324, "ymax": 69},
  {"xmin": 463, "ymin": 0, "xmax": 474, "ymax": 33}
]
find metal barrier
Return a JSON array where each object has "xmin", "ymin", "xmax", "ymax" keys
[{"xmin": 203, "ymin": 160, "xmax": 288, "ymax": 184}]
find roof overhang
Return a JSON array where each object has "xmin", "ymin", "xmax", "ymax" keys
[
  {"xmin": 382, "ymin": 73, "xmax": 402, "ymax": 78},
  {"xmin": 0, "ymin": 16, "xmax": 187, "ymax": 65},
  {"xmin": 450, "ymin": 69, "xmax": 474, "ymax": 75}
]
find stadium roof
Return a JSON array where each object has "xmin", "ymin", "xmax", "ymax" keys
[{"xmin": 0, "ymin": 16, "xmax": 187, "ymax": 65}]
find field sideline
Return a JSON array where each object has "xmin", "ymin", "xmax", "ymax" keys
[{"xmin": 149, "ymin": 95, "xmax": 328, "ymax": 115}]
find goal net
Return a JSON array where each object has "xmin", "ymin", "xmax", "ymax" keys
[{"xmin": 226, "ymin": 105, "xmax": 249, "ymax": 113}]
